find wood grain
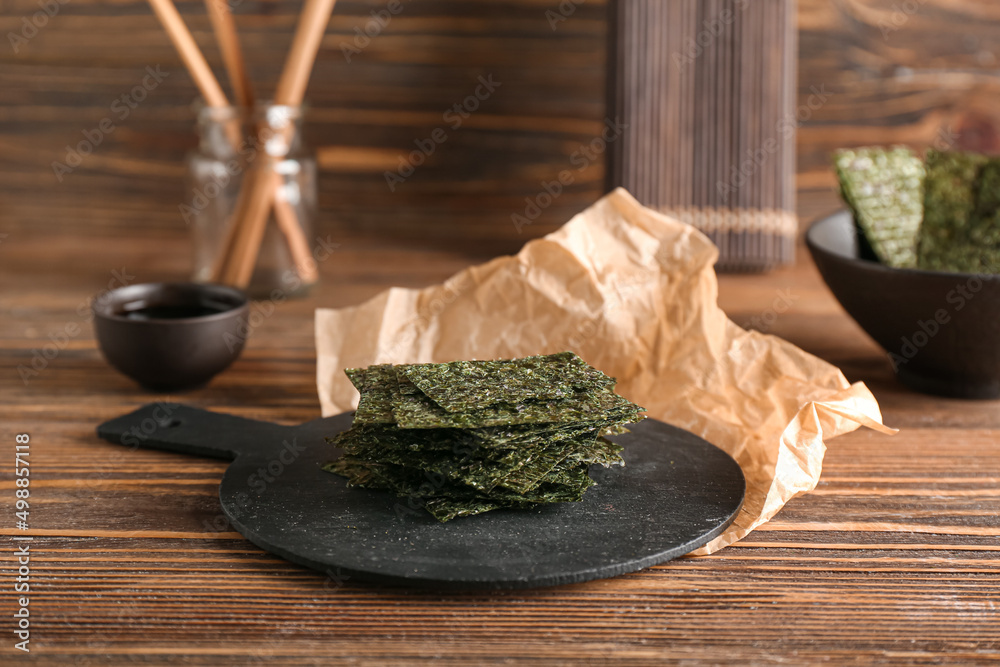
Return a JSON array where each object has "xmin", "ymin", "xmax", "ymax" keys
[
  {"xmin": 3, "ymin": 193, "xmax": 1000, "ymax": 663},
  {"xmin": 0, "ymin": 0, "xmax": 609, "ymax": 254},
  {"xmin": 5, "ymin": 0, "xmax": 1000, "ymax": 255},
  {"xmin": 4, "ymin": 0, "xmax": 1000, "ymax": 662}
]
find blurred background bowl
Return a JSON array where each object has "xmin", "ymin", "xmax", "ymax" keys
[
  {"xmin": 807, "ymin": 210, "xmax": 1000, "ymax": 399},
  {"xmin": 93, "ymin": 283, "xmax": 249, "ymax": 391}
]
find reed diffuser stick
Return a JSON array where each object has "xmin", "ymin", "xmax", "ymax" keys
[
  {"xmin": 203, "ymin": 0, "xmax": 254, "ymax": 109},
  {"xmin": 271, "ymin": 171, "xmax": 319, "ymax": 281},
  {"xmin": 222, "ymin": 0, "xmax": 337, "ymax": 287},
  {"xmin": 147, "ymin": 0, "xmax": 316, "ymax": 288},
  {"xmin": 148, "ymin": 0, "xmax": 228, "ymax": 108},
  {"xmin": 200, "ymin": 0, "xmax": 318, "ymax": 285},
  {"xmin": 199, "ymin": 0, "xmax": 256, "ymax": 286},
  {"xmin": 275, "ymin": 0, "xmax": 338, "ymax": 106}
]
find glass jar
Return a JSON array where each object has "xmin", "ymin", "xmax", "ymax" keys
[{"xmin": 186, "ymin": 103, "xmax": 318, "ymax": 298}]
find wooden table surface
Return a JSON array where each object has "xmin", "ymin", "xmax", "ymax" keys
[{"xmin": 3, "ymin": 191, "xmax": 1000, "ymax": 665}]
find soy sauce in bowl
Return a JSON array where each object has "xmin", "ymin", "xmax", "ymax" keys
[
  {"xmin": 93, "ymin": 283, "xmax": 250, "ymax": 391},
  {"xmin": 121, "ymin": 303, "xmax": 232, "ymax": 321}
]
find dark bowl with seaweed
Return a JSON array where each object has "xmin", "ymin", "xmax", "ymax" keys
[{"xmin": 807, "ymin": 210, "xmax": 1000, "ymax": 399}]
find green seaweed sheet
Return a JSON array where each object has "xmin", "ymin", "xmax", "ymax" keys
[
  {"xmin": 918, "ymin": 149, "xmax": 987, "ymax": 272},
  {"xmin": 346, "ymin": 365, "xmax": 398, "ymax": 424},
  {"xmin": 918, "ymin": 150, "xmax": 1000, "ymax": 274},
  {"xmin": 333, "ymin": 424, "xmax": 599, "ymax": 493},
  {"xmin": 834, "ymin": 146, "xmax": 924, "ymax": 268},
  {"xmin": 391, "ymin": 373, "xmax": 642, "ymax": 429},
  {"xmin": 832, "ymin": 146, "xmax": 1000, "ymax": 275},
  {"xmin": 327, "ymin": 352, "xmax": 645, "ymax": 522},
  {"xmin": 325, "ymin": 457, "xmax": 594, "ymax": 522},
  {"xmin": 397, "ymin": 352, "xmax": 615, "ymax": 413}
]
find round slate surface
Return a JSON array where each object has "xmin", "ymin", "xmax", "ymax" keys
[{"xmin": 98, "ymin": 404, "xmax": 745, "ymax": 590}]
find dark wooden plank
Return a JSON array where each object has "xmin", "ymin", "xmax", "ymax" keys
[
  {"xmin": 0, "ymin": 0, "xmax": 609, "ymax": 253},
  {"xmin": 3, "ymin": 191, "xmax": 1000, "ymax": 662},
  {"xmin": 5, "ymin": 1, "xmax": 1000, "ymax": 662},
  {"xmin": 5, "ymin": 0, "xmax": 1000, "ymax": 253}
]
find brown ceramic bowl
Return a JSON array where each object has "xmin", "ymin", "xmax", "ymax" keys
[
  {"xmin": 93, "ymin": 282, "xmax": 249, "ymax": 391},
  {"xmin": 807, "ymin": 210, "xmax": 1000, "ymax": 399}
]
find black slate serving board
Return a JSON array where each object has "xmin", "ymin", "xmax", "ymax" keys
[{"xmin": 97, "ymin": 404, "xmax": 745, "ymax": 590}]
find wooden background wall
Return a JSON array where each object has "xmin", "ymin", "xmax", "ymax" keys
[{"xmin": 2, "ymin": 0, "xmax": 1000, "ymax": 254}]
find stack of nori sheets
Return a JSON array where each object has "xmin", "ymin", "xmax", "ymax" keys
[{"xmin": 324, "ymin": 352, "xmax": 646, "ymax": 522}]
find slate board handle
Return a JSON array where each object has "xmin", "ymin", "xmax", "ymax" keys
[{"xmin": 96, "ymin": 403, "xmax": 290, "ymax": 460}]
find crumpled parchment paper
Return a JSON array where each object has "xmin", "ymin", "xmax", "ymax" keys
[{"xmin": 315, "ymin": 188, "xmax": 895, "ymax": 554}]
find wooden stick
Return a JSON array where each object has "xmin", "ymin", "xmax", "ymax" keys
[
  {"xmin": 200, "ymin": 0, "xmax": 258, "ymax": 284},
  {"xmin": 223, "ymin": 0, "xmax": 338, "ymax": 287},
  {"xmin": 220, "ymin": 166, "xmax": 274, "ymax": 285},
  {"xmin": 274, "ymin": 0, "xmax": 338, "ymax": 106},
  {"xmin": 147, "ymin": 0, "xmax": 228, "ymax": 108},
  {"xmin": 271, "ymin": 170, "xmax": 319, "ymax": 283},
  {"xmin": 214, "ymin": 154, "xmax": 319, "ymax": 286},
  {"xmin": 212, "ymin": 129, "xmax": 319, "ymax": 288},
  {"xmin": 147, "ymin": 0, "xmax": 248, "ymax": 277},
  {"xmin": 203, "ymin": 0, "xmax": 254, "ymax": 109},
  {"xmin": 147, "ymin": 0, "xmax": 255, "ymax": 279},
  {"xmin": 171, "ymin": 0, "xmax": 318, "ymax": 286}
]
